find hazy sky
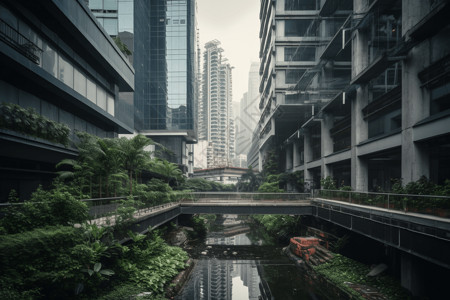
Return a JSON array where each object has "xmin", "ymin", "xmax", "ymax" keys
[{"xmin": 196, "ymin": 0, "xmax": 260, "ymax": 103}]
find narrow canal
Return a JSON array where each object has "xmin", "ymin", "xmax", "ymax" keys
[{"xmin": 175, "ymin": 215, "xmax": 331, "ymax": 299}]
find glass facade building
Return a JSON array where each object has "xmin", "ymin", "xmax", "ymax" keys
[{"xmin": 87, "ymin": 0, "xmax": 198, "ymax": 170}]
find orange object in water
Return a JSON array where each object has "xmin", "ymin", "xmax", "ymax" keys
[{"xmin": 289, "ymin": 237, "xmax": 319, "ymax": 261}]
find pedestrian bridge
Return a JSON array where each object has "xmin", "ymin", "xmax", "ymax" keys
[{"xmin": 85, "ymin": 191, "xmax": 450, "ymax": 270}]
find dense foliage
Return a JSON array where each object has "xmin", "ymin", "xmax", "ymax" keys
[
  {"xmin": 0, "ymin": 185, "xmax": 88, "ymax": 235},
  {"xmin": 180, "ymin": 177, "xmax": 235, "ymax": 192},
  {"xmin": 0, "ymin": 102, "xmax": 70, "ymax": 146},
  {"xmin": 313, "ymin": 254, "xmax": 409, "ymax": 299},
  {"xmin": 252, "ymin": 214, "xmax": 300, "ymax": 239},
  {"xmin": 57, "ymin": 133, "xmax": 184, "ymax": 198},
  {"xmin": 0, "ymin": 224, "xmax": 188, "ymax": 299}
]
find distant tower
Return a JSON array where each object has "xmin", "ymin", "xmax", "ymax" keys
[{"xmin": 200, "ymin": 40, "xmax": 235, "ymax": 168}]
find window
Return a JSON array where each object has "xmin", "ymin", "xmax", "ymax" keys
[
  {"xmin": 104, "ymin": 0, "xmax": 118, "ymax": 10},
  {"xmin": 285, "ymin": 0, "xmax": 317, "ymax": 10},
  {"xmin": 286, "ymin": 69, "xmax": 306, "ymax": 84},
  {"xmin": 89, "ymin": 0, "xmax": 103, "ymax": 10},
  {"xmin": 42, "ymin": 43, "xmax": 57, "ymax": 77},
  {"xmin": 74, "ymin": 68, "xmax": 87, "ymax": 97},
  {"xmin": 285, "ymin": 19, "xmax": 317, "ymax": 37},
  {"xmin": 58, "ymin": 55, "xmax": 74, "ymax": 88},
  {"xmin": 430, "ymin": 82, "xmax": 450, "ymax": 115},
  {"xmin": 285, "ymin": 47, "xmax": 315, "ymax": 61},
  {"xmin": 96, "ymin": 86, "xmax": 107, "ymax": 110},
  {"xmin": 87, "ymin": 78, "xmax": 96, "ymax": 103},
  {"xmin": 368, "ymin": 109, "xmax": 401, "ymax": 138},
  {"xmin": 107, "ymin": 94, "xmax": 115, "ymax": 116},
  {"xmin": 103, "ymin": 18, "xmax": 118, "ymax": 36}
]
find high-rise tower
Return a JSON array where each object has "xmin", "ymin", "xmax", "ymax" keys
[
  {"xmin": 200, "ymin": 40, "xmax": 235, "ymax": 168},
  {"xmin": 87, "ymin": 0, "xmax": 199, "ymax": 174}
]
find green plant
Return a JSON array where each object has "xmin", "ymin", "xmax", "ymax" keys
[
  {"xmin": 0, "ymin": 102, "xmax": 70, "ymax": 146},
  {"xmin": 0, "ymin": 185, "xmax": 88, "ymax": 234}
]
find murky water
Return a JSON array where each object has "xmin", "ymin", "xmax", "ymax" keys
[{"xmin": 176, "ymin": 215, "xmax": 330, "ymax": 300}]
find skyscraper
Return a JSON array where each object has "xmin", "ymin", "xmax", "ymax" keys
[
  {"xmin": 235, "ymin": 62, "xmax": 260, "ymax": 158},
  {"xmin": 199, "ymin": 40, "xmax": 235, "ymax": 168},
  {"xmin": 87, "ymin": 0, "xmax": 198, "ymax": 173}
]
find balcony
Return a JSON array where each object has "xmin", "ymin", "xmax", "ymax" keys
[{"xmin": 0, "ymin": 19, "xmax": 42, "ymax": 65}]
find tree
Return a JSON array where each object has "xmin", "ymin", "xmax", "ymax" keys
[
  {"xmin": 150, "ymin": 159, "xmax": 183, "ymax": 186},
  {"xmin": 238, "ymin": 167, "xmax": 262, "ymax": 192},
  {"xmin": 118, "ymin": 135, "xmax": 153, "ymax": 195}
]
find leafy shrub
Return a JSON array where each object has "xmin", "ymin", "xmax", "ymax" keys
[
  {"xmin": 0, "ymin": 226, "xmax": 85, "ymax": 299},
  {"xmin": 258, "ymin": 181, "xmax": 284, "ymax": 193},
  {"xmin": 0, "ymin": 102, "xmax": 70, "ymax": 146},
  {"xmin": 0, "ymin": 186, "xmax": 88, "ymax": 234}
]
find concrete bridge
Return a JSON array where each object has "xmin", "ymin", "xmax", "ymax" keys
[{"xmin": 88, "ymin": 192, "xmax": 450, "ymax": 271}]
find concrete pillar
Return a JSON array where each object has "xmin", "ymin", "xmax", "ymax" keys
[
  {"xmin": 304, "ymin": 129, "xmax": 313, "ymax": 190},
  {"xmin": 286, "ymin": 144, "xmax": 293, "ymax": 170},
  {"xmin": 401, "ymin": 253, "xmax": 426, "ymax": 297},
  {"xmin": 401, "ymin": 11, "xmax": 431, "ymax": 184},
  {"xmin": 293, "ymin": 140, "xmax": 299, "ymax": 168},
  {"xmin": 322, "ymin": 112, "xmax": 334, "ymax": 157},
  {"xmin": 352, "ymin": 86, "xmax": 369, "ymax": 191},
  {"xmin": 351, "ymin": 0, "xmax": 370, "ymax": 192},
  {"xmin": 321, "ymin": 112, "xmax": 334, "ymax": 179}
]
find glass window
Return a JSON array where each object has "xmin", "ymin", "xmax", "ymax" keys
[
  {"xmin": 285, "ymin": 47, "xmax": 315, "ymax": 61},
  {"xmin": 87, "ymin": 78, "xmax": 96, "ymax": 103},
  {"xmin": 430, "ymin": 82, "xmax": 450, "ymax": 115},
  {"xmin": 89, "ymin": 0, "xmax": 103, "ymax": 10},
  {"xmin": 368, "ymin": 109, "xmax": 401, "ymax": 138},
  {"xmin": 285, "ymin": 19, "xmax": 317, "ymax": 37},
  {"xmin": 74, "ymin": 68, "xmax": 87, "ymax": 97},
  {"xmin": 286, "ymin": 69, "xmax": 306, "ymax": 84},
  {"xmin": 107, "ymin": 94, "xmax": 115, "ymax": 116},
  {"xmin": 97, "ymin": 86, "xmax": 107, "ymax": 110},
  {"xmin": 58, "ymin": 55, "xmax": 74, "ymax": 88},
  {"xmin": 103, "ymin": 18, "xmax": 118, "ymax": 36},
  {"xmin": 285, "ymin": 0, "xmax": 317, "ymax": 10},
  {"xmin": 42, "ymin": 43, "xmax": 58, "ymax": 77},
  {"xmin": 104, "ymin": 0, "xmax": 118, "ymax": 10}
]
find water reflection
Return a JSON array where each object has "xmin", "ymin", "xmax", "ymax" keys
[{"xmin": 176, "ymin": 215, "xmax": 327, "ymax": 300}]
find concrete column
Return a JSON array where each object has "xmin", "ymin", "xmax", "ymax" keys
[
  {"xmin": 286, "ymin": 144, "xmax": 293, "ymax": 170},
  {"xmin": 351, "ymin": 86, "xmax": 369, "ymax": 191},
  {"xmin": 351, "ymin": 0, "xmax": 370, "ymax": 191},
  {"xmin": 293, "ymin": 141, "xmax": 299, "ymax": 168},
  {"xmin": 401, "ymin": 253, "xmax": 426, "ymax": 297},
  {"xmin": 322, "ymin": 112, "xmax": 334, "ymax": 157},
  {"xmin": 304, "ymin": 129, "xmax": 313, "ymax": 189},
  {"xmin": 401, "ymin": 16, "xmax": 431, "ymax": 184},
  {"xmin": 321, "ymin": 112, "xmax": 334, "ymax": 179}
]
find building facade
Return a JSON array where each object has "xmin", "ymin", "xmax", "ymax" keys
[
  {"xmin": 255, "ymin": 0, "xmax": 450, "ymax": 193},
  {"xmin": 87, "ymin": 0, "xmax": 199, "ymax": 174},
  {"xmin": 200, "ymin": 40, "xmax": 235, "ymax": 168},
  {"xmin": 235, "ymin": 62, "xmax": 260, "ymax": 161},
  {"xmin": 0, "ymin": 0, "xmax": 134, "ymax": 200}
]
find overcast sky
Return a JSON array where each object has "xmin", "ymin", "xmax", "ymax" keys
[{"xmin": 196, "ymin": 0, "xmax": 260, "ymax": 104}]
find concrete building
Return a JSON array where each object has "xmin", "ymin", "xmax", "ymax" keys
[
  {"xmin": 87, "ymin": 0, "xmax": 199, "ymax": 174},
  {"xmin": 0, "ymin": 0, "xmax": 134, "ymax": 200},
  {"xmin": 200, "ymin": 40, "xmax": 235, "ymax": 168},
  {"xmin": 193, "ymin": 166, "xmax": 248, "ymax": 185},
  {"xmin": 255, "ymin": 0, "xmax": 450, "ymax": 193},
  {"xmin": 235, "ymin": 62, "xmax": 260, "ymax": 160}
]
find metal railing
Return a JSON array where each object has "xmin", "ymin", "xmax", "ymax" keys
[
  {"xmin": 316, "ymin": 189, "xmax": 450, "ymax": 218},
  {"xmin": 0, "ymin": 19, "xmax": 42, "ymax": 64},
  {"xmin": 181, "ymin": 192, "xmax": 311, "ymax": 203}
]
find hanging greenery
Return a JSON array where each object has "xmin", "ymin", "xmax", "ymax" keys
[{"xmin": 0, "ymin": 102, "xmax": 70, "ymax": 146}]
